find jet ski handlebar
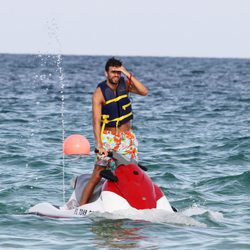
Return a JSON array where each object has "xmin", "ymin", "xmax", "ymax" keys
[
  {"xmin": 94, "ymin": 148, "xmax": 113, "ymax": 158},
  {"xmin": 94, "ymin": 148, "xmax": 148, "ymax": 171},
  {"xmin": 94, "ymin": 148, "xmax": 132, "ymax": 166}
]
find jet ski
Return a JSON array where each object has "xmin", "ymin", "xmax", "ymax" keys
[{"xmin": 28, "ymin": 151, "xmax": 176, "ymax": 218}]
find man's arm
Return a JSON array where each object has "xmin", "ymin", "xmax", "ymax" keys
[
  {"xmin": 92, "ymin": 87, "xmax": 107, "ymax": 155},
  {"xmin": 117, "ymin": 66, "xmax": 149, "ymax": 96}
]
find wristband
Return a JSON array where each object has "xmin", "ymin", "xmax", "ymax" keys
[{"xmin": 128, "ymin": 73, "xmax": 133, "ymax": 85}]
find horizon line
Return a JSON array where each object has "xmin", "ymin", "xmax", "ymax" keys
[{"xmin": 0, "ymin": 51, "xmax": 250, "ymax": 61}]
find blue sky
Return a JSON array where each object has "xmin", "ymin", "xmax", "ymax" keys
[{"xmin": 0, "ymin": 0, "xmax": 249, "ymax": 58}]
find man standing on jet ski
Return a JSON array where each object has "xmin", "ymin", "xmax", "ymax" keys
[{"xmin": 80, "ymin": 57, "xmax": 148, "ymax": 205}]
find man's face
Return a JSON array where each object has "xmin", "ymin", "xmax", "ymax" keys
[{"xmin": 106, "ymin": 66, "xmax": 121, "ymax": 85}]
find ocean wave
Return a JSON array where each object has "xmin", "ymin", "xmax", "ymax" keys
[{"xmin": 194, "ymin": 171, "xmax": 250, "ymax": 194}]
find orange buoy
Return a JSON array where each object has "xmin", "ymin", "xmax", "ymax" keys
[{"xmin": 63, "ymin": 134, "xmax": 90, "ymax": 155}]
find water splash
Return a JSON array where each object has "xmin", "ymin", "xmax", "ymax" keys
[
  {"xmin": 89, "ymin": 209, "xmax": 206, "ymax": 228},
  {"xmin": 56, "ymin": 54, "xmax": 66, "ymax": 203},
  {"xmin": 181, "ymin": 204, "xmax": 224, "ymax": 221},
  {"xmin": 46, "ymin": 17, "xmax": 66, "ymax": 203},
  {"xmin": 46, "ymin": 17, "xmax": 62, "ymax": 54}
]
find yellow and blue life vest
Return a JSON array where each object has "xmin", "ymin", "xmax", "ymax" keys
[{"xmin": 97, "ymin": 77, "xmax": 133, "ymax": 135}]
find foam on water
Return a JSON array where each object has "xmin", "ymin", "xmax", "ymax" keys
[
  {"xmin": 88, "ymin": 208, "xmax": 206, "ymax": 228},
  {"xmin": 181, "ymin": 204, "xmax": 224, "ymax": 221}
]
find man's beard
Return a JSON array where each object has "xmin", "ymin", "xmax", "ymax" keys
[{"xmin": 109, "ymin": 77, "xmax": 119, "ymax": 85}]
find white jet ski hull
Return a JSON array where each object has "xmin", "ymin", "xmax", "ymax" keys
[{"xmin": 28, "ymin": 191, "xmax": 174, "ymax": 218}]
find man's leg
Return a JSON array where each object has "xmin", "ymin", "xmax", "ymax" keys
[{"xmin": 79, "ymin": 165, "xmax": 103, "ymax": 205}]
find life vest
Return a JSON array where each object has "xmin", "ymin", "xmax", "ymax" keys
[{"xmin": 97, "ymin": 77, "xmax": 133, "ymax": 136}]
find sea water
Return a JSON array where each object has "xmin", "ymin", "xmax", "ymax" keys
[{"xmin": 0, "ymin": 54, "xmax": 249, "ymax": 249}]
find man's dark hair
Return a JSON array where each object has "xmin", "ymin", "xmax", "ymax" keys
[{"xmin": 105, "ymin": 57, "xmax": 122, "ymax": 72}]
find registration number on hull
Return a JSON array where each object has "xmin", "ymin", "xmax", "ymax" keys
[{"xmin": 74, "ymin": 208, "xmax": 92, "ymax": 216}]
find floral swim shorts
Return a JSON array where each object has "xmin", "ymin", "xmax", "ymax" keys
[{"xmin": 96, "ymin": 130, "xmax": 138, "ymax": 167}]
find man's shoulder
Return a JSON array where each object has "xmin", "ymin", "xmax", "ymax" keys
[
  {"xmin": 93, "ymin": 86, "xmax": 105, "ymax": 103},
  {"xmin": 93, "ymin": 86, "xmax": 102, "ymax": 95}
]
